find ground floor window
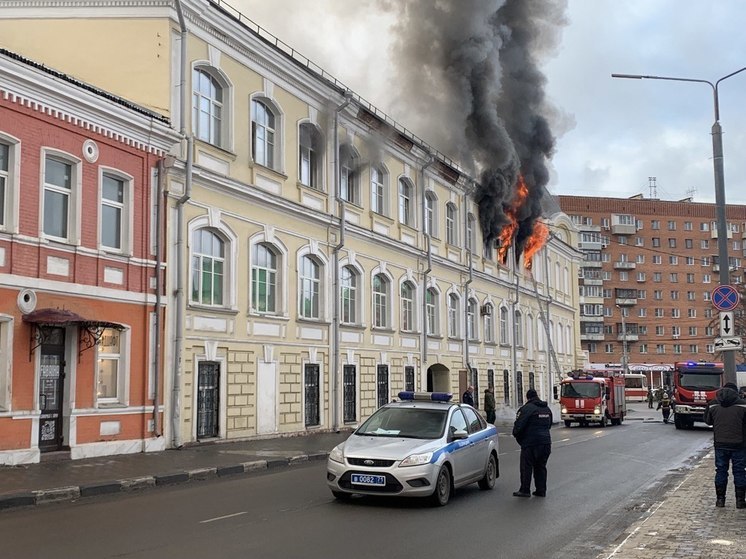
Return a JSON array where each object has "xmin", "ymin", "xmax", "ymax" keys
[
  {"xmin": 343, "ymin": 364, "xmax": 356, "ymax": 423},
  {"xmin": 377, "ymin": 364, "xmax": 389, "ymax": 408},
  {"xmin": 503, "ymin": 369, "xmax": 510, "ymax": 404},
  {"xmin": 196, "ymin": 361, "xmax": 220, "ymax": 439},
  {"xmin": 516, "ymin": 370, "xmax": 524, "ymax": 405},
  {"xmin": 404, "ymin": 365, "xmax": 415, "ymax": 392},
  {"xmin": 97, "ymin": 327, "xmax": 126, "ymax": 404},
  {"xmin": 305, "ymin": 364, "xmax": 320, "ymax": 427}
]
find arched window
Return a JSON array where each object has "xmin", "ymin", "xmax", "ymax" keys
[
  {"xmin": 251, "ymin": 98, "xmax": 277, "ymax": 170},
  {"xmin": 299, "ymin": 123, "xmax": 323, "ymax": 189},
  {"xmin": 426, "ymin": 287, "xmax": 438, "ymax": 335},
  {"xmin": 191, "ymin": 228, "xmax": 225, "ymax": 306},
  {"xmin": 466, "ymin": 213, "xmax": 476, "ymax": 252},
  {"xmin": 372, "ymin": 273, "xmax": 389, "ymax": 328},
  {"xmin": 448, "ymin": 293, "xmax": 460, "ymax": 338},
  {"xmin": 193, "ymin": 68, "xmax": 224, "ymax": 146},
  {"xmin": 400, "ymin": 281, "xmax": 416, "ymax": 331},
  {"xmin": 499, "ymin": 307, "xmax": 509, "ymax": 344},
  {"xmin": 467, "ymin": 298, "xmax": 478, "ymax": 340},
  {"xmin": 398, "ymin": 178, "xmax": 413, "ymax": 226},
  {"xmin": 299, "ymin": 255, "xmax": 321, "ymax": 319},
  {"xmin": 484, "ymin": 303, "xmax": 495, "ymax": 343},
  {"xmin": 446, "ymin": 203, "xmax": 458, "ymax": 245},
  {"xmin": 371, "ymin": 165, "xmax": 387, "ymax": 215},
  {"xmin": 340, "ymin": 145, "xmax": 359, "ymax": 204},
  {"xmin": 252, "ymin": 242, "xmax": 278, "ymax": 313},
  {"xmin": 425, "ymin": 192, "xmax": 437, "ymax": 236},
  {"xmin": 515, "ymin": 310, "xmax": 523, "ymax": 347},
  {"xmin": 340, "ymin": 265, "xmax": 358, "ymax": 324}
]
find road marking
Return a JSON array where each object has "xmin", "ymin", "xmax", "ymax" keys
[{"xmin": 199, "ymin": 511, "xmax": 248, "ymax": 524}]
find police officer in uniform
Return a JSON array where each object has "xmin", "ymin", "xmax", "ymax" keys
[{"xmin": 512, "ymin": 388, "xmax": 553, "ymax": 498}]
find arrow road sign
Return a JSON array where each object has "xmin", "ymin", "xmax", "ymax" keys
[
  {"xmin": 720, "ymin": 311, "xmax": 735, "ymax": 336},
  {"xmin": 714, "ymin": 336, "xmax": 743, "ymax": 352},
  {"xmin": 712, "ymin": 285, "xmax": 740, "ymax": 311}
]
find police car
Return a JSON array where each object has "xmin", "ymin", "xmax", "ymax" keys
[{"xmin": 326, "ymin": 391, "xmax": 499, "ymax": 506}]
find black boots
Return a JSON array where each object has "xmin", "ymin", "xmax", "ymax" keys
[
  {"xmin": 736, "ymin": 486, "xmax": 746, "ymax": 509},
  {"xmin": 716, "ymin": 485, "xmax": 726, "ymax": 508}
]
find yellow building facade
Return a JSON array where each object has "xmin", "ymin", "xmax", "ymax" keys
[{"xmin": 0, "ymin": 0, "xmax": 584, "ymax": 446}]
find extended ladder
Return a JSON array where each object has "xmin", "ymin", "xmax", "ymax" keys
[{"xmin": 529, "ymin": 272, "xmax": 563, "ymax": 376}]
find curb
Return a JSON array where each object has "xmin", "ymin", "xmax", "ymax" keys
[{"xmin": 0, "ymin": 452, "xmax": 328, "ymax": 511}]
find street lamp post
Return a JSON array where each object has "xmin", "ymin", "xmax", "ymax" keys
[
  {"xmin": 616, "ymin": 304, "xmax": 629, "ymax": 375},
  {"xmin": 612, "ymin": 68, "xmax": 746, "ymax": 385}
]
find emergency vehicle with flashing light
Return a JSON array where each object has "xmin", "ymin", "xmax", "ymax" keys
[
  {"xmin": 559, "ymin": 371, "xmax": 626, "ymax": 428},
  {"xmin": 671, "ymin": 361, "xmax": 724, "ymax": 430}
]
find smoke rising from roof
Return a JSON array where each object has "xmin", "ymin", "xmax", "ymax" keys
[{"xmin": 382, "ymin": 0, "xmax": 567, "ymax": 250}]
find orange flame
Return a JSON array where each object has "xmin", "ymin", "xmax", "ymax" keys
[
  {"xmin": 523, "ymin": 221, "xmax": 549, "ymax": 269},
  {"xmin": 497, "ymin": 175, "xmax": 529, "ymax": 264}
]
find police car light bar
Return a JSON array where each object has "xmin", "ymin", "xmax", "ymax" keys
[{"xmin": 398, "ymin": 391, "xmax": 453, "ymax": 402}]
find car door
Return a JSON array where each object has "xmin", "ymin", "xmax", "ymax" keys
[
  {"xmin": 446, "ymin": 407, "xmax": 472, "ymax": 485},
  {"xmin": 462, "ymin": 406, "xmax": 489, "ymax": 480}
]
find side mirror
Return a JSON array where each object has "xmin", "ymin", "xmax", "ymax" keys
[{"xmin": 451, "ymin": 429, "xmax": 469, "ymax": 441}]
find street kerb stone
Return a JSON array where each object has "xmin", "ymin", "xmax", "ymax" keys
[
  {"xmin": 155, "ymin": 472, "xmax": 190, "ymax": 485},
  {"xmin": 79, "ymin": 481, "xmax": 123, "ymax": 498},
  {"xmin": 0, "ymin": 492, "xmax": 36, "ymax": 510},
  {"xmin": 216, "ymin": 464, "xmax": 245, "ymax": 477},
  {"xmin": 120, "ymin": 476, "xmax": 156, "ymax": 491},
  {"xmin": 266, "ymin": 458, "xmax": 290, "ymax": 469},
  {"xmin": 289, "ymin": 454, "xmax": 309, "ymax": 464},
  {"xmin": 188, "ymin": 467, "xmax": 217, "ymax": 481},
  {"xmin": 307, "ymin": 452, "xmax": 329, "ymax": 461},
  {"xmin": 33, "ymin": 486, "xmax": 81, "ymax": 504},
  {"xmin": 242, "ymin": 460, "xmax": 267, "ymax": 472}
]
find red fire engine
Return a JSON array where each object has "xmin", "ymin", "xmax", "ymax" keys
[
  {"xmin": 672, "ymin": 361, "xmax": 724, "ymax": 430},
  {"xmin": 560, "ymin": 370, "xmax": 627, "ymax": 428}
]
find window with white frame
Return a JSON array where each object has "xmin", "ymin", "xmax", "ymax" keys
[
  {"xmin": 193, "ymin": 68, "xmax": 224, "ymax": 147},
  {"xmin": 299, "ymin": 255, "xmax": 321, "ymax": 319},
  {"xmin": 672, "ymin": 308, "xmax": 680, "ymax": 318},
  {"xmin": 499, "ymin": 307, "xmax": 509, "ymax": 344},
  {"xmin": 514, "ymin": 310, "xmax": 523, "ymax": 346},
  {"xmin": 656, "ymin": 344, "xmax": 666, "ymax": 354},
  {"xmin": 426, "ymin": 287, "xmax": 438, "ymax": 335},
  {"xmin": 688, "ymin": 308, "xmax": 696, "ymax": 318},
  {"xmin": 251, "ymin": 98, "xmax": 277, "ymax": 170},
  {"xmin": 371, "ymin": 165, "xmax": 387, "ymax": 215},
  {"xmin": 340, "ymin": 265, "xmax": 358, "ymax": 324},
  {"xmin": 252, "ymin": 242, "xmax": 279, "ymax": 313},
  {"xmin": 0, "ymin": 142, "xmax": 9, "ymax": 229},
  {"xmin": 97, "ymin": 328, "xmax": 126, "ymax": 404},
  {"xmin": 191, "ymin": 229, "xmax": 226, "ymax": 306},
  {"xmin": 398, "ymin": 178, "xmax": 414, "ymax": 226},
  {"xmin": 299, "ymin": 123, "xmax": 323, "ymax": 189},
  {"xmin": 448, "ymin": 294, "xmax": 460, "ymax": 338},
  {"xmin": 43, "ymin": 154, "xmax": 79, "ymax": 242},
  {"xmin": 100, "ymin": 172, "xmax": 130, "ymax": 252},
  {"xmin": 339, "ymin": 145, "xmax": 359, "ymax": 205},
  {"xmin": 467, "ymin": 298, "xmax": 478, "ymax": 340},
  {"xmin": 446, "ymin": 203, "xmax": 458, "ymax": 245},
  {"xmin": 400, "ymin": 281, "xmax": 416, "ymax": 332},
  {"xmin": 425, "ymin": 192, "xmax": 437, "ymax": 236},
  {"xmin": 484, "ymin": 304, "xmax": 494, "ymax": 343},
  {"xmin": 0, "ymin": 316, "xmax": 11, "ymax": 410},
  {"xmin": 372, "ymin": 274, "xmax": 390, "ymax": 328},
  {"xmin": 466, "ymin": 213, "xmax": 476, "ymax": 252}
]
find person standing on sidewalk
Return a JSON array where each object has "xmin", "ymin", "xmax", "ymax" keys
[
  {"xmin": 704, "ymin": 382, "xmax": 746, "ymax": 509},
  {"xmin": 484, "ymin": 385, "xmax": 496, "ymax": 424},
  {"xmin": 647, "ymin": 388, "xmax": 654, "ymax": 408},
  {"xmin": 657, "ymin": 393, "xmax": 672, "ymax": 424},
  {"xmin": 512, "ymin": 388, "xmax": 553, "ymax": 498},
  {"xmin": 462, "ymin": 385, "xmax": 475, "ymax": 406}
]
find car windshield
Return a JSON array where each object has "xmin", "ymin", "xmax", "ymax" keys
[
  {"xmin": 356, "ymin": 407, "xmax": 448, "ymax": 439},
  {"xmin": 561, "ymin": 382, "xmax": 601, "ymax": 398},
  {"xmin": 678, "ymin": 373, "xmax": 721, "ymax": 391}
]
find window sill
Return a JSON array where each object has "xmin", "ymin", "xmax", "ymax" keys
[
  {"xmin": 248, "ymin": 312, "xmax": 290, "ymax": 321},
  {"xmin": 188, "ymin": 304, "xmax": 240, "ymax": 315},
  {"xmin": 340, "ymin": 323, "xmax": 366, "ymax": 331},
  {"xmin": 427, "ymin": 334, "xmax": 444, "ymax": 340},
  {"xmin": 194, "ymin": 139, "xmax": 237, "ymax": 159},
  {"xmin": 252, "ymin": 162, "xmax": 288, "ymax": 181},
  {"xmin": 372, "ymin": 327, "xmax": 396, "ymax": 334},
  {"xmin": 297, "ymin": 317, "xmax": 330, "ymax": 326},
  {"xmin": 297, "ymin": 181, "xmax": 326, "ymax": 194},
  {"xmin": 96, "ymin": 402, "xmax": 127, "ymax": 409}
]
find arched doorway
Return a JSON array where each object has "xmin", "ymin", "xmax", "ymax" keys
[{"xmin": 426, "ymin": 363, "xmax": 451, "ymax": 393}]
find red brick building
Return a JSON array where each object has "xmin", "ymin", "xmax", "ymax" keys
[
  {"xmin": 0, "ymin": 50, "xmax": 178, "ymax": 464},
  {"xmin": 558, "ymin": 194, "xmax": 746, "ymax": 381}
]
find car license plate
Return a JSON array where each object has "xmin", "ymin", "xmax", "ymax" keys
[{"xmin": 351, "ymin": 474, "xmax": 386, "ymax": 486}]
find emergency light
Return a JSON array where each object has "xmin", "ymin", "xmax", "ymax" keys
[{"xmin": 397, "ymin": 391, "xmax": 453, "ymax": 402}]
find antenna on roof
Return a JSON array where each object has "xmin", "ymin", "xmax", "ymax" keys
[
  {"xmin": 648, "ymin": 177, "xmax": 657, "ymax": 199},
  {"xmin": 686, "ymin": 187, "xmax": 696, "ymax": 200}
]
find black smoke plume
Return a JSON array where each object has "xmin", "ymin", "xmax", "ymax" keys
[{"xmin": 383, "ymin": 0, "xmax": 567, "ymax": 254}]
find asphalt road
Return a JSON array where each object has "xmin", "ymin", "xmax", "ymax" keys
[{"xmin": 0, "ymin": 418, "xmax": 711, "ymax": 559}]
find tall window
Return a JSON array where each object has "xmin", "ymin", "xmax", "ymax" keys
[
  {"xmin": 299, "ymin": 255, "xmax": 320, "ymax": 319},
  {"xmin": 484, "ymin": 304, "xmax": 495, "ymax": 343},
  {"xmin": 371, "ymin": 165, "xmax": 386, "ymax": 215},
  {"xmin": 251, "ymin": 99, "xmax": 276, "ymax": 169},
  {"xmin": 514, "ymin": 310, "xmax": 523, "ymax": 346},
  {"xmin": 193, "ymin": 69, "xmax": 223, "ymax": 145},
  {"xmin": 340, "ymin": 265, "xmax": 358, "ymax": 324},
  {"xmin": 191, "ymin": 229, "xmax": 225, "ymax": 306},
  {"xmin": 467, "ymin": 298, "xmax": 478, "ymax": 340},
  {"xmin": 446, "ymin": 203, "xmax": 458, "ymax": 245},
  {"xmin": 0, "ymin": 143, "xmax": 7, "ymax": 228},
  {"xmin": 97, "ymin": 328, "xmax": 123, "ymax": 403},
  {"xmin": 339, "ymin": 145, "xmax": 358, "ymax": 204},
  {"xmin": 448, "ymin": 293, "xmax": 459, "ymax": 338},
  {"xmin": 466, "ymin": 213, "xmax": 476, "ymax": 252},
  {"xmin": 43, "ymin": 156, "xmax": 72, "ymax": 239},
  {"xmin": 400, "ymin": 281, "xmax": 415, "ymax": 332},
  {"xmin": 101, "ymin": 173, "xmax": 126, "ymax": 251},
  {"xmin": 499, "ymin": 307, "xmax": 509, "ymax": 344},
  {"xmin": 372, "ymin": 274, "xmax": 389, "ymax": 328},
  {"xmin": 398, "ymin": 178, "xmax": 413, "ymax": 226},
  {"xmin": 426, "ymin": 287, "xmax": 438, "ymax": 335},
  {"xmin": 343, "ymin": 364, "xmax": 356, "ymax": 422},
  {"xmin": 425, "ymin": 192, "xmax": 436, "ymax": 236},
  {"xmin": 299, "ymin": 123, "xmax": 322, "ymax": 189},
  {"xmin": 252, "ymin": 243, "xmax": 277, "ymax": 313}
]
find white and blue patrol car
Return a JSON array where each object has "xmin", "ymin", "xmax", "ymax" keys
[{"xmin": 326, "ymin": 391, "xmax": 499, "ymax": 506}]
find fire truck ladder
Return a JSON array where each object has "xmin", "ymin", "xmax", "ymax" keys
[{"xmin": 529, "ymin": 272, "xmax": 563, "ymax": 377}]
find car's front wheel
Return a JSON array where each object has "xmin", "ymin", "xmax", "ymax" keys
[
  {"xmin": 429, "ymin": 465, "xmax": 452, "ymax": 506},
  {"xmin": 478, "ymin": 453, "xmax": 497, "ymax": 490}
]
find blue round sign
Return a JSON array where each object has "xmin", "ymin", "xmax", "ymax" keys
[{"xmin": 712, "ymin": 285, "xmax": 740, "ymax": 311}]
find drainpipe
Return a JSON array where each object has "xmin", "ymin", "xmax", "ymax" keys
[
  {"xmin": 419, "ymin": 154, "xmax": 435, "ymax": 388},
  {"xmin": 331, "ymin": 91, "xmax": 352, "ymax": 431},
  {"xmin": 172, "ymin": 0, "xmax": 190, "ymax": 448},
  {"xmin": 463, "ymin": 192, "xmax": 474, "ymax": 392},
  {"xmin": 153, "ymin": 159, "xmax": 165, "ymax": 437}
]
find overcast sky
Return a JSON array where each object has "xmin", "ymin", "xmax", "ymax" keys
[{"xmin": 235, "ymin": 0, "xmax": 746, "ymax": 204}]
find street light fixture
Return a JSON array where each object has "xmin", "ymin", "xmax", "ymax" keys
[{"xmin": 611, "ymin": 67, "xmax": 746, "ymax": 385}]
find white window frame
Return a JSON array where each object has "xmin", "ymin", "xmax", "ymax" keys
[
  {"xmin": 426, "ymin": 286, "xmax": 439, "ymax": 336},
  {"xmin": 192, "ymin": 67, "xmax": 226, "ymax": 147},
  {"xmin": 0, "ymin": 315, "xmax": 12, "ymax": 411},
  {"xmin": 400, "ymin": 280, "xmax": 416, "ymax": 332},
  {"xmin": 96, "ymin": 326, "xmax": 130, "ymax": 406},
  {"xmin": 299, "ymin": 122, "xmax": 323, "ymax": 190},
  {"xmin": 398, "ymin": 178, "xmax": 414, "ymax": 226},
  {"xmin": 98, "ymin": 168, "xmax": 133, "ymax": 254},
  {"xmin": 340, "ymin": 264, "xmax": 360, "ymax": 325},
  {"xmin": 251, "ymin": 96, "xmax": 282, "ymax": 171},
  {"xmin": 372, "ymin": 272, "xmax": 391, "ymax": 329},
  {"xmin": 40, "ymin": 149, "xmax": 82, "ymax": 244},
  {"xmin": 467, "ymin": 298, "xmax": 478, "ymax": 341},
  {"xmin": 425, "ymin": 191, "xmax": 437, "ymax": 237},
  {"xmin": 371, "ymin": 165, "xmax": 387, "ymax": 215},
  {"xmin": 446, "ymin": 203, "xmax": 458, "ymax": 245},
  {"xmin": 499, "ymin": 306, "xmax": 509, "ymax": 344},
  {"xmin": 448, "ymin": 293, "xmax": 460, "ymax": 338},
  {"xmin": 299, "ymin": 254, "xmax": 322, "ymax": 320},
  {"xmin": 252, "ymin": 242, "xmax": 280, "ymax": 314},
  {"xmin": 191, "ymin": 228, "xmax": 227, "ymax": 307},
  {"xmin": 339, "ymin": 145, "xmax": 359, "ymax": 205},
  {"xmin": 0, "ymin": 133, "xmax": 21, "ymax": 233},
  {"xmin": 484, "ymin": 304, "xmax": 495, "ymax": 343}
]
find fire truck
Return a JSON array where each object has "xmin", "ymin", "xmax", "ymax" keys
[
  {"xmin": 672, "ymin": 361, "xmax": 724, "ymax": 430},
  {"xmin": 559, "ymin": 371, "xmax": 627, "ymax": 428}
]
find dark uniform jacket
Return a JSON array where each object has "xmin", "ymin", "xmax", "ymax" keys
[
  {"xmin": 484, "ymin": 391, "xmax": 496, "ymax": 412},
  {"xmin": 704, "ymin": 387, "xmax": 746, "ymax": 449},
  {"xmin": 512, "ymin": 398, "xmax": 553, "ymax": 447}
]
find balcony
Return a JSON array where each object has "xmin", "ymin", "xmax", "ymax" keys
[
  {"xmin": 579, "ymin": 239, "xmax": 604, "ymax": 250},
  {"xmin": 580, "ymin": 333, "xmax": 605, "ymax": 341},
  {"xmin": 711, "ymin": 229, "xmax": 733, "ymax": 240},
  {"xmin": 613, "ymin": 261, "xmax": 636, "ymax": 270},
  {"xmin": 611, "ymin": 223, "xmax": 636, "ymax": 235},
  {"xmin": 582, "ymin": 278, "xmax": 603, "ymax": 286},
  {"xmin": 581, "ymin": 260, "xmax": 603, "ymax": 268},
  {"xmin": 580, "ymin": 295, "xmax": 604, "ymax": 305},
  {"xmin": 580, "ymin": 315, "xmax": 604, "ymax": 323},
  {"xmin": 615, "ymin": 297, "xmax": 637, "ymax": 306},
  {"xmin": 617, "ymin": 333, "xmax": 639, "ymax": 342}
]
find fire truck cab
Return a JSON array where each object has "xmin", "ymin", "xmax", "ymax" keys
[
  {"xmin": 672, "ymin": 361, "xmax": 724, "ymax": 430},
  {"xmin": 559, "ymin": 371, "xmax": 627, "ymax": 428}
]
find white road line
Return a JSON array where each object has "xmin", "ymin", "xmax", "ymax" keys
[{"xmin": 199, "ymin": 511, "xmax": 248, "ymax": 524}]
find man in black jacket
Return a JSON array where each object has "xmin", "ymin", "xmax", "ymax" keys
[
  {"xmin": 512, "ymin": 388, "xmax": 553, "ymax": 498},
  {"xmin": 704, "ymin": 382, "xmax": 746, "ymax": 508}
]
